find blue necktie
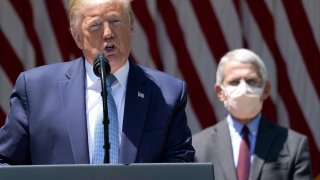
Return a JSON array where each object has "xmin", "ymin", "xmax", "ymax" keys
[
  {"xmin": 92, "ymin": 75, "xmax": 119, "ymax": 164},
  {"xmin": 106, "ymin": 75, "xmax": 119, "ymax": 163}
]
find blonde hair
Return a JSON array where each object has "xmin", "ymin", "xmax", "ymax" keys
[{"xmin": 68, "ymin": 0, "xmax": 134, "ymax": 30}]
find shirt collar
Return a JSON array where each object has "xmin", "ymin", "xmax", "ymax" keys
[
  {"xmin": 85, "ymin": 60, "xmax": 99, "ymax": 89},
  {"xmin": 227, "ymin": 113, "xmax": 261, "ymax": 135},
  {"xmin": 113, "ymin": 60, "xmax": 129, "ymax": 91},
  {"xmin": 85, "ymin": 59, "xmax": 129, "ymax": 89}
]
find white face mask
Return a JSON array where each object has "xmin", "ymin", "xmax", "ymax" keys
[{"xmin": 222, "ymin": 81, "xmax": 263, "ymax": 120}]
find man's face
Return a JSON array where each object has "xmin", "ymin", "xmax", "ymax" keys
[
  {"xmin": 214, "ymin": 61, "xmax": 271, "ymax": 123},
  {"xmin": 73, "ymin": 0, "xmax": 133, "ymax": 73},
  {"xmin": 222, "ymin": 61, "xmax": 262, "ymax": 88},
  {"xmin": 215, "ymin": 60, "xmax": 271, "ymax": 105}
]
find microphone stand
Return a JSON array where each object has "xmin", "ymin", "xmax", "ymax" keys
[{"xmin": 93, "ymin": 53, "xmax": 111, "ymax": 164}]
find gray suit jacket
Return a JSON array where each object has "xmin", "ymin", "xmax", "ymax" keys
[{"xmin": 193, "ymin": 117, "xmax": 312, "ymax": 180}]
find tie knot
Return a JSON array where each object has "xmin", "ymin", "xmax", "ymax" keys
[
  {"xmin": 106, "ymin": 74, "xmax": 117, "ymax": 87},
  {"xmin": 242, "ymin": 125, "xmax": 250, "ymax": 136}
]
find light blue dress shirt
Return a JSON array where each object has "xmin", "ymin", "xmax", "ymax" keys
[
  {"xmin": 85, "ymin": 59, "xmax": 129, "ymax": 163},
  {"xmin": 227, "ymin": 113, "xmax": 261, "ymax": 167}
]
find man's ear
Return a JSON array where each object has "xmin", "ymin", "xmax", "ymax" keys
[
  {"xmin": 70, "ymin": 28, "xmax": 83, "ymax": 49},
  {"xmin": 262, "ymin": 81, "xmax": 271, "ymax": 100},
  {"xmin": 214, "ymin": 84, "xmax": 226, "ymax": 102}
]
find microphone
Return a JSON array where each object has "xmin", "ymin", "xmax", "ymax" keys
[
  {"xmin": 93, "ymin": 53, "xmax": 111, "ymax": 77},
  {"xmin": 92, "ymin": 52, "xmax": 111, "ymax": 163}
]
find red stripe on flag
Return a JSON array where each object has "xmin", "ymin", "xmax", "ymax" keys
[
  {"xmin": 132, "ymin": 0, "xmax": 164, "ymax": 71},
  {"xmin": 262, "ymin": 98, "xmax": 277, "ymax": 123},
  {"xmin": 0, "ymin": 108, "xmax": 6, "ymax": 127},
  {"xmin": 0, "ymin": 30, "xmax": 24, "ymax": 84},
  {"xmin": 246, "ymin": 0, "xmax": 320, "ymax": 175},
  {"xmin": 191, "ymin": 0, "xmax": 229, "ymax": 62},
  {"xmin": 44, "ymin": 0, "xmax": 81, "ymax": 61},
  {"xmin": 282, "ymin": 0, "xmax": 320, "ymax": 99},
  {"xmin": 157, "ymin": 0, "xmax": 217, "ymax": 127},
  {"xmin": 10, "ymin": 0, "xmax": 46, "ymax": 66}
]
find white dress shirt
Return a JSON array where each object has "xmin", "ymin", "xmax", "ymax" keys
[
  {"xmin": 227, "ymin": 113, "xmax": 261, "ymax": 167},
  {"xmin": 85, "ymin": 59, "xmax": 129, "ymax": 163}
]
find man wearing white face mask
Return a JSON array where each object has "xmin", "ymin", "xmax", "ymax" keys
[
  {"xmin": 222, "ymin": 80, "xmax": 264, "ymax": 121},
  {"xmin": 193, "ymin": 49, "xmax": 312, "ymax": 180}
]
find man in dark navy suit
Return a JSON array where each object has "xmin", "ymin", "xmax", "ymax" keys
[{"xmin": 0, "ymin": 0, "xmax": 194, "ymax": 165}]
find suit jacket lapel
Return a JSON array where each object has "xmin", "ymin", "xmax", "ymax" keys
[
  {"xmin": 120, "ymin": 62, "xmax": 150, "ymax": 163},
  {"xmin": 214, "ymin": 120, "xmax": 238, "ymax": 180},
  {"xmin": 249, "ymin": 118, "xmax": 277, "ymax": 180},
  {"xmin": 60, "ymin": 57, "xmax": 89, "ymax": 164}
]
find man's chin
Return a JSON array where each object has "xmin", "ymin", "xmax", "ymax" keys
[{"xmin": 109, "ymin": 58, "xmax": 127, "ymax": 72}]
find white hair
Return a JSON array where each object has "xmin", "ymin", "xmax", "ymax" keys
[{"xmin": 216, "ymin": 48, "xmax": 268, "ymax": 85}]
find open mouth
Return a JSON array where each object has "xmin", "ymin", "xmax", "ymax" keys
[{"xmin": 104, "ymin": 43, "xmax": 116, "ymax": 53}]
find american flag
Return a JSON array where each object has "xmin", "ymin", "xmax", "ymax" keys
[{"xmin": 0, "ymin": 0, "xmax": 319, "ymax": 177}]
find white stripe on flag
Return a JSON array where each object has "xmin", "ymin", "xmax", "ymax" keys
[
  {"xmin": 0, "ymin": 0, "xmax": 36, "ymax": 70},
  {"xmin": 0, "ymin": 66, "xmax": 13, "ymax": 113},
  {"xmin": 31, "ymin": 0, "xmax": 63, "ymax": 64}
]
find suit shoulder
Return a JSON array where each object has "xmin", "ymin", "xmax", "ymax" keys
[
  {"xmin": 262, "ymin": 120, "xmax": 308, "ymax": 149},
  {"xmin": 264, "ymin": 120, "xmax": 307, "ymax": 140},
  {"xmin": 137, "ymin": 65, "xmax": 186, "ymax": 95},
  {"xmin": 139, "ymin": 65, "xmax": 184, "ymax": 84},
  {"xmin": 193, "ymin": 121, "xmax": 225, "ymax": 145},
  {"xmin": 193, "ymin": 126, "xmax": 215, "ymax": 140},
  {"xmin": 21, "ymin": 58, "xmax": 82, "ymax": 81},
  {"xmin": 285, "ymin": 127, "xmax": 308, "ymax": 143},
  {"xmin": 24, "ymin": 59, "xmax": 76, "ymax": 75}
]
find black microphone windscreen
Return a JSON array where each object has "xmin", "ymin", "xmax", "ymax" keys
[{"xmin": 93, "ymin": 53, "xmax": 110, "ymax": 77}]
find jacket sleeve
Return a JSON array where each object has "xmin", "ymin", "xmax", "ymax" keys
[
  {"xmin": 292, "ymin": 135, "xmax": 313, "ymax": 180},
  {"xmin": 162, "ymin": 81, "xmax": 195, "ymax": 162},
  {"xmin": 0, "ymin": 72, "xmax": 31, "ymax": 165}
]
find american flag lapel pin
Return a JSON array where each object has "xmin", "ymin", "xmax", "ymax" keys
[{"xmin": 138, "ymin": 91, "xmax": 144, "ymax": 99}]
